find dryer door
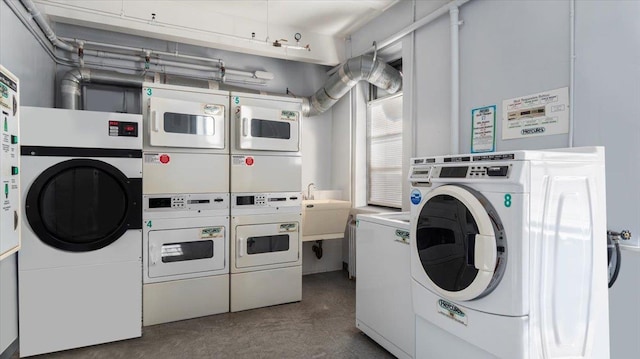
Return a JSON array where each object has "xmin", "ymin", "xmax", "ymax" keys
[
  {"xmin": 25, "ymin": 158, "xmax": 142, "ymax": 252},
  {"xmin": 414, "ymin": 185, "xmax": 507, "ymax": 301}
]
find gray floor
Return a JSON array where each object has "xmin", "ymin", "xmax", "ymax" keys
[{"xmin": 17, "ymin": 270, "xmax": 394, "ymax": 359}]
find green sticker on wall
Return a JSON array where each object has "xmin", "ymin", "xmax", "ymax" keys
[{"xmin": 146, "ymin": 88, "xmax": 152, "ymax": 96}]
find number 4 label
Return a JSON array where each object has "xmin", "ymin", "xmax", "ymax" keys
[{"xmin": 146, "ymin": 220, "xmax": 152, "ymax": 228}]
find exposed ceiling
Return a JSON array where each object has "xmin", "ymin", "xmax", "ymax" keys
[{"xmin": 33, "ymin": 0, "xmax": 399, "ymax": 65}]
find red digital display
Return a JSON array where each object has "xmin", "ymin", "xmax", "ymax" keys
[
  {"xmin": 109, "ymin": 121, "xmax": 119, "ymax": 126},
  {"xmin": 125, "ymin": 126, "xmax": 135, "ymax": 132}
]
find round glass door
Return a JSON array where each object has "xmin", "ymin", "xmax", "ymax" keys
[
  {"xmin": 26, "ymin": 159, "xmax": 141, "ymax": 252},
  {"xmin": 415, "ymin": 185, "xmax": 507, "ymax": 301}
]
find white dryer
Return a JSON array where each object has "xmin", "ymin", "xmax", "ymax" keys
[
  {"xmin": 142, "ymin": 82, "xmax": 229, "ymax": 196},
  {"xmin": 19, "ymin": 107, "xmax": 142, "ymax": 357},
  {"xmin": 230, "ymin": 193, "xmax": 302, "ymax": 312},
  {"xmin": 408, "ymin": 147, "xmax": 609, "ymax": 359},
  {"xmin": 142, "ymin": 193, "xmax": 230, "ymax": 326}
]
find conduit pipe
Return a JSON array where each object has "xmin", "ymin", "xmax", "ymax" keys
[
  {"xmin": 20, "ymin": 0, "xmax": 74, "ymax": 52},
  {"xmin": 450, "ymin": 4, "xmax": 461, "ymax": 155},
  {"xmin": 59, "ymin": 37, "xmax": 224, "ymax": 65},
  {"xmin": 302, "ymin": 54, "xmax": 402, "ymax": 117},
  {"xmin": 61, "ymin": 68, "xmax": 154, "ymax": 110}
]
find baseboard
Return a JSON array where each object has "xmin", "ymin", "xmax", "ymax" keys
[{"xmin": 0, "ymin": 338, "xmax": 18, "ymax": 359}]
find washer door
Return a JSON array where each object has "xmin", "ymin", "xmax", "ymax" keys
[
  {"xmin": 414, "ymin": 185, "xmax": 506, "ymax": 301},
  {"xmin": 25, "ymin": 159, "xmax": 142, "ymax": 252}
]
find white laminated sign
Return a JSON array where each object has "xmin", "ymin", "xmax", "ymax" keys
[{"xmin": 502, "ymin": 87, "xmax": 569, "ymax": 140}]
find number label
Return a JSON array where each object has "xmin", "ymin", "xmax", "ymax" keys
[
  {"xmin": 504, "ymin": 194, "xmax": 512, "ymax": 208},
  {"xmin": 146, "ymin": 88, "xmax": 152, "ymax": 96},
  {"xmin": 146, "ymin": 220, "xmax": 152, "ymax": 228}
]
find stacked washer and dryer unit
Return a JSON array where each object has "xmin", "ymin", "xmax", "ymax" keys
[
  {"xmin": 141, "ymin": 83, "xmax": 231, "ymax": 325},
  {"xmin": 408, "ymin": 147, "xmax": 609, "ymax": 359},
  {"xmin": 229, "ymin": 92, "xmax": 303, "ymax": 312}
]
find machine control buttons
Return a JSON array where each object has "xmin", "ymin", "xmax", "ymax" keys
[{"xmin": 109, "ymin": 121, "xmax": 139, "ymax": 137}]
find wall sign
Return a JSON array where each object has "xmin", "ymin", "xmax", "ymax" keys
[
  {"xmin": 502, "ymin": 87, "xmax": 569, "ymax": 140},
  {"xmin": 471, "ymin": 105, "xmax": 496, "ymax": 153}
]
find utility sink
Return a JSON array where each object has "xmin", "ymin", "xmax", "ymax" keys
[{"xmin": 302, "ymin": 199, "xmax": 352, "ymax": 241}]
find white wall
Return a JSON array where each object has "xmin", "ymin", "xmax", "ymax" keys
[
  {"xmin": 349, "ymin": 0, "xmax": 640, "ymax": 357},
  {"xmin": 573, "ymin": 2, "xmax": 640, "ymax": 357},
  {"xmin": 0, "ymin": 1, "xmax": 56, "ymax": 357}
]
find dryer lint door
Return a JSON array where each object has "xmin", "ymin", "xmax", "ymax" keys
[{"xmin": 414, "ymin": 185, "xmax": 507, "ymax": 301}]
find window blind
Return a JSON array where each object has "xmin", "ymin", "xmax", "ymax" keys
[{"xmin": 367, "ymin": 93, "xmax": 403, "ymax": 208}]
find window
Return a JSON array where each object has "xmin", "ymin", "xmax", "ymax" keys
[{"xmin": 366, "ymin": 92, "xmax": 403, "ymax": 208}]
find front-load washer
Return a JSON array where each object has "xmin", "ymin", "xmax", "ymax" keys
[
  {"xmin": 408, "ymin": 147, "xmax": 609, "ymax": 359},
  {"xmin": 230, "ymin": 193, "xmax": 302, "ymax": 312},
  {"xmin": 142, "ymin": 193, "xmax": 230, "ymax": 325},
  {"xmin": 142, "ymin": 82, "xmax": 229, "ymax": 196},
  {"xmin": 18, "ymin": 107, "xmax": 142, "ymax": 357}
]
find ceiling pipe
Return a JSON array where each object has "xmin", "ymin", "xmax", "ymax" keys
[
  {"xmin": 302, "ymin": 54, "xmax": 402, "ymax": 117},
  {"xmin": 450, "ymin": 4, "xmax": 461, "ymax": 155},
  {"xmin": 20, "ymin": 0, "xmax": 74, "ymax": 52}
]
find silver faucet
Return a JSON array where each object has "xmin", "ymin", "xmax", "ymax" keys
[{"xmin": 306, "ymin": 183, "xmax": 316, "ymax": 200}]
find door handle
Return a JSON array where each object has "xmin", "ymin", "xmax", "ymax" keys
[
  {"xmin": 152, "ymin": 110, "xmax": 159, "ymax": 132},
  {"xmin": 242, "ymin": 118, "xmax": 249, "ymax": 137},
  {"xmin": 238, "ymin": 237, "xmax": 244, "ymax": 257},
  {"xmin": 150, "ymin": 244, "xmax": 158, "ymax": 265},
  {"xmin": 473, "ymin": 234, "xmax": 497, "ymax": 272}
]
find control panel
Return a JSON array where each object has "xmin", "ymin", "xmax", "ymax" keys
[
  {"xmin": 144, "ymin": 193, "xmax": 228, "ymax": 212},
  {"xmin": 231, "ymin": 192, "xmax": 302, "ymax": 210},
  {"xmin": 409, "ymin": 163, "xmax": 512, "ymax": 184},
  {"xmin": 108, "ymin": 120, "xmax": 138, "ymax": 137},
  {"xmin": 0, "ymin": 66, "xmax": 20, "ymax": 260}
]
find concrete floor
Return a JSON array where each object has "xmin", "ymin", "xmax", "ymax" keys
[{"xmin": 16, "ymin": 271, "xmax": 394, "ymax": 359}]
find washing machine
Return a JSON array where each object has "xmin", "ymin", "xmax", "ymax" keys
[
  {"xmin": 18, "ymin": 107, "xmax": 142, "ymax": 357},
  {"xmin": 408, "ymin": 147, "xmax": 609, "ymax": 359},
  {"xmin": 230, "ymin": 192, "xmax": 302, "ymax": 312},
  {"xmin": 356, "ymin": 212, "xmax": 414, "ymax": 359}
]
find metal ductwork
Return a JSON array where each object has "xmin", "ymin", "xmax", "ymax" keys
[
  {"xmin": 302, "ymin": 54, "xmax": 402, "ymax": 117},
  {"xmin": 60, "ymin": 54, "xmax": 402, "ymax": 114},
  {"xmin": 61, "ymin": 68, "xmax": 153, "ymax": 110}
]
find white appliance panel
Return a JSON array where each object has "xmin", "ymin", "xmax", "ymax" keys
[
  {"xmin": 230, "ymin": 266, "xmax": 301, "ymax": 312},
  {"xmin": 143, "ymin": 152, "xmax": 228, "ymax": 194},
  {"xmin": 19, "ymin": 261, "xmax": 141, "ymax": 357},
  {"xmin": 20, "ymin": 107, "xmax": 142, "ymax": 149},
  {"xmin": 143, "ymin": 275, "xmax": 229, "ymax": 326},
  {"xmin": 230, "ymin": 154, "xmax": 301, "ymax": 193}
]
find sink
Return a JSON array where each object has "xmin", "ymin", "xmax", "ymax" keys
[{"xmin": 302, "ymin": 199, "xmax": 352, "ymax": 241}]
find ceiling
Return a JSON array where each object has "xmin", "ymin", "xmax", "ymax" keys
[{"xmin": 33, "ymin": 0, "xmax": 400, "ymax": 65}]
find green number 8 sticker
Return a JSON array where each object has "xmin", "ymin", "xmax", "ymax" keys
[{"xmin": 504, "ymin": 194, "xmax": 512, "ymax": 208}]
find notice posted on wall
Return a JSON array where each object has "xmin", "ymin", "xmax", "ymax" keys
[
  {"xmin": 502, "ymin": 87, "xmax": 569, "ymax": 140},
  {"xmin": 471, "ymin": 105, "xmax": 496, "ymax": 153}
]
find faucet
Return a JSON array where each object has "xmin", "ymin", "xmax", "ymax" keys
[{"xmin": 306, "ymin": 183, "xmax": 316, "ymax": 200}]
